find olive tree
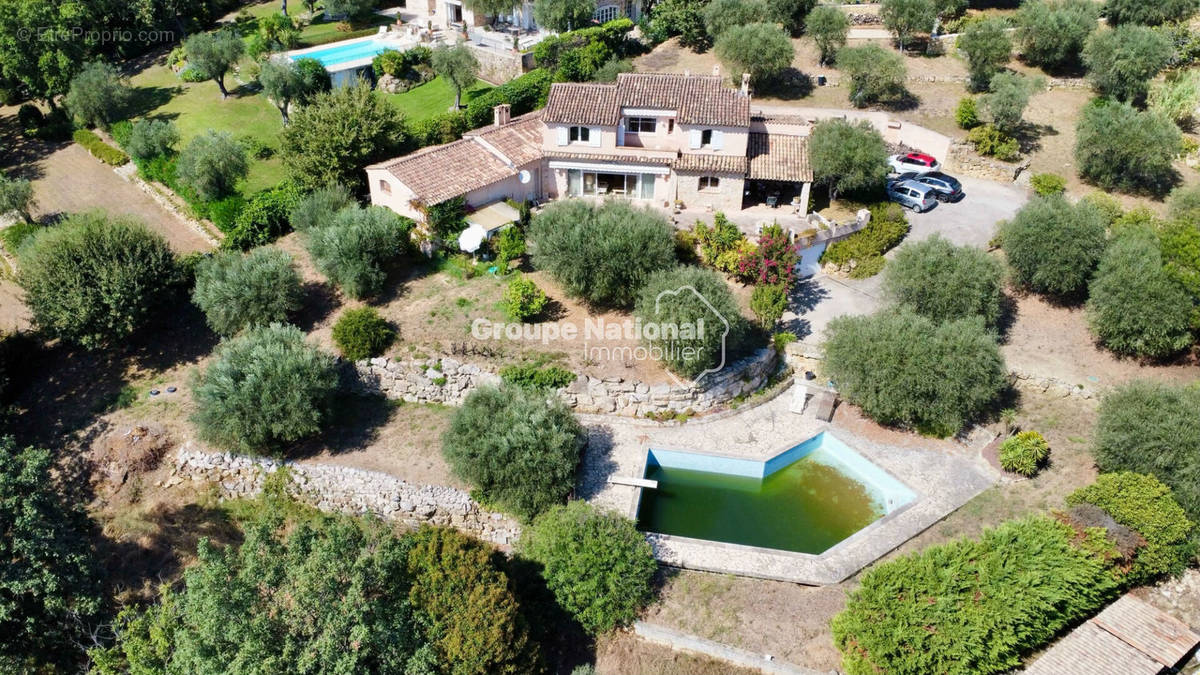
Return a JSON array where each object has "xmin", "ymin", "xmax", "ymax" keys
[
  {"xmin": 289, "ymin": 183, "xmax": 355, "ymax": 231},
  {"xmin": 176, "ymin": 130, "xmax": 249, "ymax": 201},
  {"xmin": 442, "ymin": 384, "xmax": 585, "ymax": 521},
  {"xmin": 1082, "ymin": 25, "xmax": 1173, "ymax": 103},
  {"xmin": 810, "ymin": 118, "xmax": 890, "ymax": 200},
  {"xmin": 431, "ymin": 43, "xmax": 481, "ymax": 110},
  {"xmin": 1106, "ymin": 0, "xmax": 1198, "ymax": 26},
  {"xmin": 192, "ymin": 247, "xmax": 304, "ymax": 336},
  {"xmin": 957, "ymin": 18, "xmax": 1012, "ymax": 92},
  {"xmin": 823, "ymin": 309, "xmax": 1008, "ymax": 436},
  {"xmin": 18, "ymin": 213, "xmax": 178, "ymax": 349},
  {"xmin": 306, "ymin": 205, "xmax": 413, "ymax": 299},
  {"xmin": 532, "ymin": 0, "xmax": 597, "ymax": 32},
  {"xmin": 806, "ymin": 5, "xmax": 850, "ymax": 65},
  {"xmin": 63, "ymin": 60, "xmax": 131, "ymax": 129},
  {"xmin": 191, "ymin": 323, "xmax": 339, "ymax": 454},
  {"xmin": 883, "ymin": 234, "xmax": 1006, "ymax": 326},
  {"xmin": 0, "ymin": 173, "xmax": 34, "ymax": 222},
  {"xmin": 880, "ymin": 0, "xmax": 936, "ymax": 52},
  {"xmin": 1075, "ymin": 100, "xmax": 1181, "ymax": 194},
  {"xmin": 836, "ymin": 44, "xmax": 907, "ymax": 107},
  {"xmin": 464, "ymin": 0, "xmax": 522, "ymax": 24},
  {"xmin": 981, "ymin": 72, "xmax": 1044, "ymax": 135},
  {"xmin": 125, "ymin": 119, "xmax": 179, "ymax": 161},
  {"xmin": 704, "ymin": 0, "xmax": 768, "ymax": 38},
  {"xmin": 183, "ymin": 28, "xmax": 245, "ymax": 98},
  {"xmin": 714, "ymin": 23, "xmax": 795, "ymax": 86},
  {"xmin": 999, "ymin": 195, "xmax": 1107, "ymax": 299},
  {"xmin": 1014, "ymin": 0, "xmax": 1099, "ymax": 70},
  {"xmin": 634, "ymin": 265, "xmax": 749, "ymax": 379},
  {"xmin": 259, "ymin": 58, "xmax": 306, "ymax": 123}
]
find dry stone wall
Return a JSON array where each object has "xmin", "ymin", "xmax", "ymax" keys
[
  {"xmin": 173, "ymin": 445, "xmax": 523, "ymax": 545},
  {"xmin": 350, "ymin": 348, "xmax": 780, "ymax": 417},
  {"xmin": 945, "ymin": 142, "xmax": 1029, "ymax": 182}
]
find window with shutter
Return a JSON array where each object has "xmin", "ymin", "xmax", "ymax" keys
[
  {"xmin": 712, "ymin": 130, "xmax": 724, "ymax": 150},
  {"xmin": 556, "ymin": 126, "xmax": 568, "ymax": 146},
  {"xmin": 689, "ymin": 129, "xmax": 702, "ymax": 149}
]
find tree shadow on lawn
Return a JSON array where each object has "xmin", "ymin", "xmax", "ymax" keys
[
  {"xmin": 503, "ymin": 554, "xmax": 596, "ymax": 673},
  {"xmin": 757, "ymin": 68, "xmax": 814, "ymax": 100},
  {"xmin": 293, "ymin": 280, "xmax": 341, "ymax": 332},
  {"xmin": 125, "ymin": 85, "xmax": 181, "ymax": 119},
  {"xmin": 287, "ymin": 392, "xmax": 400, "ymax": 459},
  {"xmin": 1015, "ymin": 122, "xmax": 1057, "ymax": 156}
]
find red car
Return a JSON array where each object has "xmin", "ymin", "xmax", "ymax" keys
[{"xmin": 888, "ymin": 152, "xmax": 941, "ymax": 174}]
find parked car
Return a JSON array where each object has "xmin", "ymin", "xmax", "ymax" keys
[
  {"xmin": 886, "ymin": 180, "xmax": 938, "ymax": 213},
  {"xmin": 888, "ymin": 152, "xmax": 941, "ymax": 174},
  {"xmin": 894, "ymin": 171, "xmax": 963, "ymax": 202}
]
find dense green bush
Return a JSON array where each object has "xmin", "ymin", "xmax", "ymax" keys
[
  {"xmin": 498, "ymin": 363, "xmax": 577, "ymax": 391},
  {"xmin": 1168, "ymin": 184, "xmax": 1200, "ymax": 223},
  {"xmin": 1000, "ymin": 195, "xmax": 1107, "ymax": 299},
  {"xmin": 306, "ymin": 206, "xmax": 414, "ymax": 299},
  {"xmin": 64, "ymin": 61, "xmax": 131, "ymax": 129},
  {"xmin": 750, "ymin": 283, "xmax": 788, "ymax": 329},
  {"xmin": 529, "ymin": 201, "xmax": 676, "ymax": 308},
  {"xmin": 823, "ymin": 310, "xmax": 1007, "ymax": 436},
  {"xmin": 493, "ymin": 225, "xmax": 526, "ymax": 270},
  {"xmin": 192, "ymin": 248, "xmax": 303, "ymax": 336},
  {"xmin": 1095, "ymin": 380, "xmax": 1200, "ymax": 522},
  {"xmin": 18, "ymin": 213, "xmax": 178, "ymax": 349},
  {"xmin": 224, "ymin": 182, "xmax": 303, "ymax": 250},
  {"xmin": 1106, "ymin": 0, "xmax": 1198, "ymax": 26},
  {"xmin": 957, "ymin": 17, "xmax": 1013, "ymax": 91},
  {"xmin": 408, "ymin": 110, "xmax": 470, "ymax": 148},
  {"xmin": 332, "ymin": 307, "xmax": 396, "ymax": 361},
  {"xmin": 1030, "ymin": 172, "xmax": 1066, "ymax": 196},
  {"xmin": 465, "ymin": 69, "xmax": 553, "ymax": 129},
  {"xmin": 176, "ymin": 130, "xmax": 248, "ymax": 201},
  {"xmin": 504, "ymin": 275, "xmax": 548, "ymax": 321},
  {"xmin": 832, "ymin": 516, "xmax": 1123, "ymax": 675},
  {"xmin": 955, "ymin": 96, "xmax": 981, "ymax": 129},
  {"xmin": 736, "ymin": 223, "xmax": 800, "ymax": 286},
  {"xmin": 125, "ymin": 119, "xmax": 179, "ymax": 161},
  {"xmin": 442, "ymin": 385, "xmax": 584, "ymax": 521},
  {"xmin": 966, "ymin": 123, "xmax": 1019, "ymax": 160},
  {"xmin": 289, "ymin": 183, "xmax": 354, "ymax": 232},
  {"xmin": 0, "ymin": 222, "xmax": 41, "ymax": 255},
  {"xmin": 882, "ymin": 235, "xmax": 1006, "ymax": 326},
  {"xmin": 1087, "ymin": 227, "xmax": 1193, "ymax": 359},
  {"xmin": 1014, "ymin": 0, "xmax": 1099, "ymax": 70},
  {"xmin": 1075, "ymin": 99, "xmax": 1181, "ymax": 195},
  {"xmin": 191, "ymin": 323, "xmax": 339, "ymax": 454},
  {"xmin": 820, "ymin": 203, "xmax": 909, "ymax": 266},
  {"xmin": 982, "ymin": 72, "xmax": 1043, "ymax": 135},
  {"xmin": 999, "ymin": 430, "xmax": 1050, "ymax": 476},
  {"xmin": 0, "ymin": 173, "xmax": 34, "ymax": 222},
  {"xmin": 407, "ymin": 526, "xmax": 540, "ymax": 675},
  {"xmin": 634, "ymin": 265, "xmax": 749, "ymax": 379},
  {"xmin": 693, "ymin": 213, "xmax": 748, "ymax": 274},
  {"xmin": 1082, "ymin": 25, "xmax": 1173, "ymax": 103},
  {"xmin": 1067, "ymin": 472, "xmax": 1196, "ymax": 584},
  {"xmin": 72, "ymin": 129, "xmax": 129, "ymax": 165},
  {"xmin": 836, "ymin": 44, "xmax": 907, "ymax": 107},
  {"xmin": 521, "ymin": 501, "xmax": 657, "ymax": 634},
  {"xmin": 1149, "ymin": 70, "xmax": 1200, "ymax": 129}
]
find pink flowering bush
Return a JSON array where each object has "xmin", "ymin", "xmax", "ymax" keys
[{"xmin": 736, "ymin": 224, "xmax": 800, "ymax": 287}]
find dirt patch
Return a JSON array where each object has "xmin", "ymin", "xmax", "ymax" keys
[
  {"xmin": 90, "ymin": 424, "xmax": 173, "ymax": 487},
  {"xmin": 594, "ymin": 630, "xmax": 765, "ymax": 675}
]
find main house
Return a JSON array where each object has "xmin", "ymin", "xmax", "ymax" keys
[
  {"xmin": 432, "ymin": 0, "xmax": 648, "ymax": 31},
  {"xmin": 365, "ymin": 71, "xmax": 814, "ymax": 227}
]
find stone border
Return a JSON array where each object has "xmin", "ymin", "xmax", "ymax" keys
[{"xmin": 634, "ymin": 622, "xmax": 837, "ymax": 675}]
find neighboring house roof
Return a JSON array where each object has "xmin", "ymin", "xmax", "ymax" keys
[
  {"xmin": 674, "ymin": 153, "xmax": 748, "ymax": 175},
  {"xmin": 747, "ymin": 132, "xmax": 813, "ymax": 182},
  {"xmin": 464, "ymin": 110, "xmax": 545, "ymax": 167},
  {"xmin": 543, "ymin": 73, "xmax": 751, "ymax": 128},
  {"xmin": 1024, "ymin": 595, "xmax": 1200, "ymax": 675}
]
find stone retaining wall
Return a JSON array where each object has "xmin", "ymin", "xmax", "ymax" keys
[
  {"xmin": 351, "ymin": 348, "xmax": 780, "ymax": 417},
  {"xmin": 172, "ymin": 445, "xmax": 523, "ymax": 545},
  {"xmin": 944, "ymin": 142, "xmax": 1029, "ymax": 182},
  {"xmin": 465, "ymin": 43, "xmax": 532, "ymax": 83}
]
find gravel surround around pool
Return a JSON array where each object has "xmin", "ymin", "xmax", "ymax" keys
[{"xmin": 577, "ymin": 384, "xmax": 997, "ymax": 585}]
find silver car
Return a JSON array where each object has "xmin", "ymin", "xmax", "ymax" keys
[{"xmin": 886, "ymin": 179, "xmax": 938, "ymax": 213}]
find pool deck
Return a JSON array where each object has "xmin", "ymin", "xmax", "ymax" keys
[{"xmin": 577, "ymin": 383, "xmax": 997, "ymax": 585}]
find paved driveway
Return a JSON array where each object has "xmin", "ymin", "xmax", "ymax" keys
[{"xmin": 784, "ymin": 177, "xmax": 1029, "ymax": 347}]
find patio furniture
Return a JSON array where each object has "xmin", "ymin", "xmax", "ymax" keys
[
  {"xmin": 812, "ymin": 390, "xmax": 837, "ymax": 422},
  {"xmin": 766, "ymin": 195, "xmax": 778, "ymax": 208}
]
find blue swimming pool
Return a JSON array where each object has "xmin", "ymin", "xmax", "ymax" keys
[{"xmin": 291, "ymin": 39, "xmax": 392, "ymax": 68}]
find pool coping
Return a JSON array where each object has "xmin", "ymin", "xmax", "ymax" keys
[
  {"xmin": 285, "ymin": 32, "xmax": 413, "ymax": 73},
  {"xmin": 625, "ymin": 429, "xmax": 992, "ymax": 585}
]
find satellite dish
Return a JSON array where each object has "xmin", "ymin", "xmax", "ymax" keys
[
  {"xmin": 457, "ymin": 223, "xmax": 487, "ymax": 254},
  {"xmin": 518, "ymin": 169, "xmax": 531, "ymax": 184}
]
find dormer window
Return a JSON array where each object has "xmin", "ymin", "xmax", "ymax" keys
[
  {"xmin": 569, "ymin": 126, "xmax": 591, "ymax": 143},
  {"xmin": 627, "ymin": 117, "xmax": 656, "ymax": 133}
]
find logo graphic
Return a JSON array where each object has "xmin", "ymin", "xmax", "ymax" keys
[{"xmin": 653, "ymin": 285, "xmax": 730, "ymax": 386}]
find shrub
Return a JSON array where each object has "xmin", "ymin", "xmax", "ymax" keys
[
  {"xmin": 1086, "ymin": 227, "xmax": 1193, "ymax": 359},
  {"xmin": 64, "ymin": 61, "xmax": 132, "ymax": 129},
  {"xmin": 224, "ymin": 183, "xmax": 303, "ymax": 250},
  {"xmin": 634, "ymin": 266, "xmax": 749, "ymax": 379},
  {"xmin": 529, "ymin": 201, "xmax": 676, "ymax": 308},
  {"xmin": 425, "ymin": 196, "xmax": 467, "ymax": 240},
  {"xmin": 1075, "ymin": 100, "xmax": 1182, "ymax": 195},
  {"xmin": 1083, "ymin": 25, "xmax": 1173, "ymax": 103},
  {"xmin": 998, "ymin": 430, "xmax": 1050, "ymax": 476},
  {"xmin": 18, "ymin": 213, "xmax": 177, "ymax": 349},
  {"xmin": 0, "ymin": 174, "xmax": 34, "ymax": 222},
  {"xmin": 1014, "ymin": 0, "xmax": 1099, "ymax": 70},
  {"xmin": 191, "ymin": 323, "xmax": 339, "ymax": 454},
  {"xmin": 498, "ymin": 363, "xmax": 576, "ymax": 390},
  {"xmin": 823, "ymin": 310, "xmax": 1007, "ymax": 436},
  {"xmin": 306, "ymin": 206, "xmax": 414, "ymax": 299},
  {"xmin": 408, "ymin": 110, "xmax": 470, "ymax": 148},
  {"xmin": 1106, "ymin": 0, "xmax": 1198, "ymax": 26},
  {"xmin": 750, "ymin": 283, "xmax": 788, "ymax": 329},
  {"xmin": 848, "ymin": 255, "xmax": 886, "ymax": 278},
  {"xmin": 464, "ymin": 68, "xmax": 553, "ymax": 129},
  {"xmin": 966, "ymin": 123, "xmax": 1019, "ymax": 160},
  {"xmin": 16, "ymin": 103, "xmax": 43, "ymax": 131},
  {"xmin": 332, "ymin": 307, "xmax": 396, "ymax": 361},
  {"xmin": 831, "ymin": 516, "xmax": 1123, "ymax": 675},
  {"xmin": 809, "ymin": 119, "xmax": 891, "ymax": 200},
  {"xmin": 176, "ymin": 130, "xmax": 248, "ymax": 201},
  {"xmin": 1030, "ymin": 172, "xmax": 1066, "ymax": 196},
  {"xmin": 1149, "ymin": 70, "xmax": 1200, "ymax": 129},
  {"xmin": 737, "ymin": 224, "xmax": 800, "ymax": 286},
  {"xmin": 289, "ymin": 183, "xmax": 354, "ymax": 232},
  {"xmin": 1067, "ymin": 472, "xmax": 1196, "ymax": 584},
  {"xmin": 206, "ymin": 195, "xmax": 247, "ymax": 233},
  {"xmin": 520, "ymin": 501, "xmax": 657, "ymax": 634},
  {"xmin": 442, "ymin": 384, "xmax": 585, "ymax": 521},
  {"xmin": 1080, "ymin": 191, "xmax": 1124, "ymax": 226},
  {"xmin": 494, "ymin": 225, "xmax": 526, "ymax": 270},
  {"xmin": 72, "ymin": 129, "xmax": 129, "ymax": 166},
  {"xmin": 821, "ymin": 203, "xmax": 909, "ymax": 266},
  {"xmin": 1000, "ymin": 195, "xmax": 1107, "ymax": 298},
  {"xmin": 406, "ymin": 527, "xmax": 539, "ymax": 674},
  {"xmin": 504, "ymin": 275, "xmax": 548, "ymax": 321},
  {"xmin": 955, "ymin": 96, "xmax": 981, "ymax": 129},
  {"xmin": 192, "ymin": 248, "xmax": 303, "ymax": 336},
  {"xmin": 0, "ymin": 222, "xmax": 41, "ymax": 255},
  {"xmin": 883, "ymin": 234, "xmax": 1006, "ymax": 326},
  {"xmin": 125, "ymin": 118, "xmax": 179, "ymax": 161},
  {"xmin": 837, "ymin": 44, "xmax": 907, "ymax": 107},
  {"xmin": 693, "ymin": 213, "xmax": 747, "ymax": 274}
]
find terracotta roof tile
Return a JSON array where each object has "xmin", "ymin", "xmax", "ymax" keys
[
  {"xmin": 543, "ymin": 83, "xmax": 620, "ymax": 126},
  {"xmin": 466, "ymin": 110, "xmax": 545, "ymax": 167},
  {"xmin": 674, "ymin": 153, "xmax": 748, "ymax": 174},
  {"xmin": 369, "ymin": 138, "xmax": 516, "ymax": 206},
  {"xmin": 747, "ymin": 132, "xmax": 812, "ymax": 182},
  {"xmin": 543, "ymin": 73, "xmax": 751, "ymax": 129}
]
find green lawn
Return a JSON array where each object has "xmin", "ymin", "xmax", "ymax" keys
[
  {"xmin": 242, "ymin": 1, "xmax": 394, "ymax": 46},
  {"xmin": 128, "ymin": 63, "xmax": 287, "ymax": 194},
  {"xmin": 384, "ymin": 77, "xmax": 494, "ymax": 122}
]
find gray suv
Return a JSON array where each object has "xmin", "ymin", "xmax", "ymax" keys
[
  {"xmin": 886, "ymin": 179, "xmax": 938, "ymax": 213},
  {"xmin": 894, "ymin": 171, "xmax": 964, "ymax": 202}
]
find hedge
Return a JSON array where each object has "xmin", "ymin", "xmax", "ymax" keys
[
  {"xmin": 72, "ymin": 129, "xmax": 129, "ymax": 166},
  {"xmin": 819, "ymin": 202, "xmax": 909, "ymax": 267},
  {"xmin": 465, "ymin": 69, "xmax": 553, "ymax": 129},
  {"xmin": 499, "ymin": 364, "xmax": 576, "ymax": 391}
]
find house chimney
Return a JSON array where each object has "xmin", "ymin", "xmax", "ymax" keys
[
  {"xmin": 493, "ymin": 103, "xmax": 511, "ymax": 127},
  {"xmin": 712, "ymin": 64, "xmax": 720, "ymax": 77},
  {"xmin": 740, "ymin": 72, "xmax": 751, "ymax": 95}
]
